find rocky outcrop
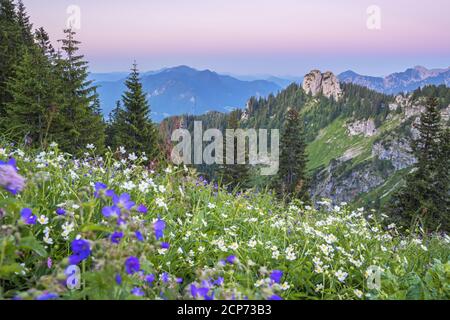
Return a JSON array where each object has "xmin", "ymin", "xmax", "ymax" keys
[
  {"xmin": 346, "ymin": 119, "xmax": 378, "ymax": 137},
  {"xmin": 303, "ymin": 70, "xmax": 343, "ymax": 101},
  {"xmin": 372, "ymin": 139, "xmax": 416, "ymax": 170},
  {"xmin": 441, "ymin": 105, "xmax": 450, "ymax": 122},
  {"xmin": 310, "ymin": 159, "xmax": 390, "ymax": 204},
  {"xmin": 404, "ymin": 104, "xmax": 426, "ymax": 119}
]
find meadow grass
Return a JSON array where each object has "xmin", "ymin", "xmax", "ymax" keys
[{"xmin": 0, "ymin": 143, "xmax": 448, "ymax": 300}]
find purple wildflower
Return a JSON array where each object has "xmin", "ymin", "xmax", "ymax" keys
[
  {"xmin": 226, "ymin": 255, "xmax": 237, "ymax": 264},
  {"xmin": 161, "ymin": 242, "xmax": 170, "ymax": 249},
  {"xmin": 113, "ymin": 193, "xmax": 135, "ymax": 210},
  {"xmin": 214, "ymin": 277, "xmax": 224, "ymax": 286},
  {"xmin": 36, "ymin": 292, "xmax": 58, "ymax": 300},
  {"xmin": 135, "ymin": 231, "xmax": 144, "ymax": 242},
  {"xmin": 268, "ymin": 294, "xmax": 283, "ymax": 300},
  {"xmin": 270, "ymin": 270, "xmax": 283, "ymax": 284},
  {"xmin": 131, "ymin": 287, "xmax": 145, "ymax": 297},
  {"xmin": 161, "ymin": 272, "xmax": 169, "ymax": 283},
  {"xmin": 20, "ymin": 208, "xmax": 37, "ymax": 225},
  {"xmin": 191, "ymin": 285, "xmax": 213, "ymax": 300},
  {"xmin": 102, "ymin": 205, "xmax": 120, "ymax": 218},
  {"xmin": 115, "ymin": 273, "xmax": 122, "ymax": 285},
  {"xmin": 136, "ymin": 204, "xmax": 148, "ymax": 214},
  {"xmin": 145, "ymin": 274, "xmax": 155, "ymax": 285},
  {"xmin": 0, "ymin": 158, "xmax": 26, "ymax": 195},
  {"xmin": 110, "ymin": 231, "xmax": 124, "ymax": 244},
  {"xmin": 94, "ymin": 182, "xmax": 107, "ymax": 198},
  {"xmin": 56, "ymin": 207, "xmax": 66, "ymax": 216},
  {"xmin": 69, "ymin": 239, "xmax": 91, "ymax": 265},
  {"xmin": 68, "ymin": 254, "xmax": 82, "ymax": 265},
  {"xmin": 125, "ymin": 256, "xmax": 140, "ymax": 275},
  {"xmin": 153, "ymin": 219, "xmax": 166, "ymax": 240}
]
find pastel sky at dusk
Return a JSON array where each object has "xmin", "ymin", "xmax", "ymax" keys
[{"xmin": 23, "ymin": 0, "xmax": 450, "ymax": 76}]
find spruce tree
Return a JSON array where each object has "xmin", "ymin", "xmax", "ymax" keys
[
  {"xmin": 4, "ymin": 44, "xmax": 58, "ymax": 147},
  {"xmin": 16, "ymin": 0, "xmax": 33, "ymax": 45},
  {"xmin": 35, "ymin": 27, "xmax": 55, "ymax": 57},
  {"xmin": 0, "ymin": 0, "xmax": 21, "ymax": 122},
  {"xmin": 276, "ymin": 108, "xmax": 310, "ymax": 201},
  {"xmin": 219, "ymin": 110, "xmax": 251, "ymax": 190},
  {"xmin": 55, "ymin": 29, "xmax": 105, "ymax": 153},
  {"xmin": 106, "ymin": 100, "xmax": 125, "ymax": 148},
  {"xmin": 113, "ymin": 62, "xmax": 158, "ymax": 158},
  {"xmin": 388, "ymin": 98, "xmax": 449, "ymax": 232}
]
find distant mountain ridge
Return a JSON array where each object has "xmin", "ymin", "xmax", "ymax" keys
[
  {"xmin": 92, "ymin": 66, "xmax": 281, "ymax": 121},
  {"xmin": 92, "ymin": 65, "xmax": 450, "ymax": 121},
  {"xmin": 338, "ymin": 66, "xmax": 450, "ymax": 94}
]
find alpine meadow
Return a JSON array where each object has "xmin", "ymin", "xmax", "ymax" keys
[{"xmin": 0, "ymin": 0, "xmax": 449, "ymax": 303}]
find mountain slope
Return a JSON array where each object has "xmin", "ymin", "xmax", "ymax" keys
[
  {"xmin": 161, "ymin": 71, "xmax": 450, "ymax": 208},
  {"xmin": 94, "ymin": 66, "xmax": 281, "ymax": 121},
  {"xmin": 338, "ymin": 66, "xmax": 450, "ymax": 95}
]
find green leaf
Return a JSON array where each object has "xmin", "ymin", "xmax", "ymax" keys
[
  {"xmin": 81, "ymin": 224, "xmax": 111, "ymax": 233},
  {"xmin": 19, "ymin": 236, "xmax": 48, "ymax": 257},
  {"xmin": 0, "ymin": 263, "xmax": 22, "ymax": 277}
]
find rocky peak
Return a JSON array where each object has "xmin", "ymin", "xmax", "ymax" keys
[{"xmin": 302, "ymin": 70, "xmax": 343, "ymax": 101}]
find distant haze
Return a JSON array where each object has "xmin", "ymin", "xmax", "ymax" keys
[{"xmin": 24, "ymin": 0, "xmax": 450, "ymax": 76}]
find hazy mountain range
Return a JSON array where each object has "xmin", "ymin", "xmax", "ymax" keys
[
  {"xmin": 91, "ymin": 66, "xmax": 281, "ymax": 121},
  {"xmin": 91, "ymin": 65, "xmax": 449, "ymax": 121},
  {"xmin": 338, "ymin": 66, "xmax": 450, "ymax": 95}
]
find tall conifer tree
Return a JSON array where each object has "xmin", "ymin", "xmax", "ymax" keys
[
  {"xmin": 0, "ymin": 0, "xmax": 21, "ymax": 122},
  {"xmin": 5, "ymin": 43, "xmax": 57, "ymax": 147},
  {"xmin": 276, "ymin": 108, "xmax": 310, "ymax": 201},
  {"xmin": 113, "ymin": 62, "xmax": 158, "ymax": 158},
  {"xmin": 55, "ymin": 29, "xmax": 105, "ymax": 153},
  {"xmin": 16, "ymin": 0, "xmax": 33, "ymax": 44},
  {"xmin": 219, "ymin": 110, "xmax": 251, "ymax": 190}
]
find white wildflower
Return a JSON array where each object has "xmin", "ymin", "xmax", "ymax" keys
[
  {"xmin": 354, "ymin": 289, "xmax": 363, "ymax": 298},
  {"xmin": 207, "ymin": 203, "xmax": 216, "ymax": 209},
  {"xmin": 38, "ymin": 215, "xmax": 49, "ymax": 225},
  {"xmin": 335, "ymin": 270, "xmax": 348, "ymax": 283}
]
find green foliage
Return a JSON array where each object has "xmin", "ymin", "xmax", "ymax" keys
[
  {"xmin": 387, "ymin": 98, "xmax": 450, "ymax": 232},
  {"xmin": 53, "ymin": 29, "xmax": 105, "ymax": 154},
  {"xmin": 0, "ymin": 144, "xmax": 449, "ymax": 300},
  {"xmin": 276, "ymin": 109, "xmax": 309, "ymax": 201},
  {"xmin": 1, "ymin": 9, "xmax": 105, "ymax": 153},
  {"xmin": 219, "ymin": 110, "xmax": 251, "ymax": 190},
  {"xmin": 0, "ymin": 0, "xmax": 25, "ymax": 122},
  {"xmin": 411, "ymin": 85, "xmax": 450, "ymax": 108},
  {"xmin": 4, "ymin": 44, "xmax": 60, "ymax": 147},
  {"xmin": 108, "ymin": 63, "xmax": 159, "ymax": 159}
]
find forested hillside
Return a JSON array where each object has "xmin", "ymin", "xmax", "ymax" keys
[{"xmin": 161, "ymin": 81, "xmax": 450, "ymax": 209}]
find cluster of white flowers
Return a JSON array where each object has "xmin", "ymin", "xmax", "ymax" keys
[
  {"xmin": 155, "ymin": 198, "xmax": 168, "ymax": 210},
  {"xmin": 61, "ymin": 222, "xmax": 75, "ymax": 240},
  {"xmin": 285, "ymin": 246, "xmax": 297, "ymax": 261}
]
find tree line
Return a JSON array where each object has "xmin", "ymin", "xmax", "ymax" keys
[{"xmin": 0, "ymin": 0, "xmax": 159, "ymax": 158}]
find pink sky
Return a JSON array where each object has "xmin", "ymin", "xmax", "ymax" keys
[{"xmin": 23, "ymin": 0, "xmax": 450, "ymax": 75}]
